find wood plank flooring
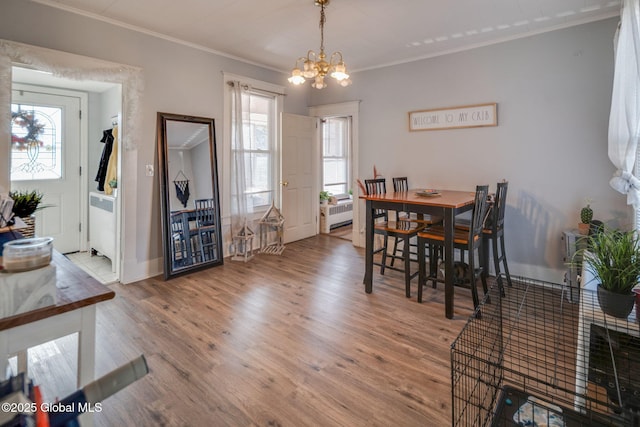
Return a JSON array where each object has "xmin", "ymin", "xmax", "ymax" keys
[{"xmin": 24, "ymin": 235, "xmax": 480, "ymax": 426}]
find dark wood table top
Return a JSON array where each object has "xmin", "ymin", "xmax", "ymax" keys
[{"xmin": 0, "ymin": 251, "xmax": 115, "ymax": 331}]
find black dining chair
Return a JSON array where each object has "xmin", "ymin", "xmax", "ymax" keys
[
  {"xmin": 416, "ymin": 185, "xmax": 490, "ymax": 311},
  {"xmin": 194, "ymin": 199, "xmax": 219, "ymax": 261},
  {"xmin": 483, "ymin": 181, "xmax": 512, "ymax": 291},
  {"xmin": 390, "ymin": 177, "xmax": 443, "ymax": 268},
  {"xmin": 170, "ymin": 213, "xmax": 191, "ymax": 267},
  {"xmin": 455, "ymin": 181, "xmax": 512, "ymax": 292},
  {"xmin": 364, "ymin": 178, "xmax": 426, "ymax": 297}
]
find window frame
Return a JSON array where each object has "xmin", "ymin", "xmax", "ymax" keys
[
  {"xmin": 222, "ymin": 73, "xmax": 283, "ymax": 225},
  {"xmin": 321, "ymin": 116, "xmax": 352, "ymax": 199}
]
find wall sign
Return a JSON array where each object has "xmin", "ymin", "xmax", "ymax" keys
[{"xmin": 408, "ymin": 103, "xmax": 497, "ymax": 131}]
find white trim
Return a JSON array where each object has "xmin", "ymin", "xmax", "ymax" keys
[{"xmin": 0, "ymin": 39, "xmax": 143, "ymax": 284}]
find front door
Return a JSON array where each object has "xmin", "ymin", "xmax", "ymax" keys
[
  {"xmin": 281, "ymin": 113, "xmax": 317, "ymax": 243},
  {"xmin": 10, "ymin": 85, "xmax": 82, "ymax": 253}
]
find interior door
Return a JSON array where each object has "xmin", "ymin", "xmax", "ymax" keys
[
  {"xmin": 281, "ymin": 113, "xmax": 317, "ymax": 243},
  {"xmin": 10, "ymin": 86, "xmax": 81, "ymax": 253}
]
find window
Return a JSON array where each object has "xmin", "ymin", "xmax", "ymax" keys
[
  {"xmin": 225, "ymin": 74, "xmax": 282, "ymax": 218},
  {"xmin": 11, "ymin": 104, "xmax": 62, "ymax": 181},
  {"xmin": 322, "ymin": 117, "xmax": 351, "ymax": 198}
]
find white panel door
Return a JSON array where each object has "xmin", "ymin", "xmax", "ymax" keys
[
  {"xmin": 281, "ymin": 113, "xmax": 317, "ymax": 243},
  {"xmin": 11, "ymin": 87, "xmax": 81, "ymax": 253}
]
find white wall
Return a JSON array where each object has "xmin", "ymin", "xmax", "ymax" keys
[
  {"xmin": 0, "ymin": 0, "xmax": 308, "ymax": 283},
  {"xmin": 311, "ymin": 17, "xmax": 629, "ymax": 283}
]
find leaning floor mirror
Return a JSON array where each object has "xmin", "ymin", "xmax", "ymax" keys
[{"xmin": 157, "ymin": 112, "xmax": 223, "ymax": 279}]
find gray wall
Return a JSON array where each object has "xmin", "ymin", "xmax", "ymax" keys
[{"xmin": 311, "ymin": 17, "xmax": 628, "ymax": 283}]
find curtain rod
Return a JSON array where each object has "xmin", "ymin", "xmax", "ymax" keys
[{"xmin": 226, "ymin": 81, "xmax": 286, "ymax": 97}]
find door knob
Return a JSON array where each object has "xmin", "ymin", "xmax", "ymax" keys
[{"xmin": 281, "ymin": 181, "xmax": 289, "ymax": 187}]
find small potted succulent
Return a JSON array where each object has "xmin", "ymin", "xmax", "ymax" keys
[{"xmin": 578, "ymin": 202, "xmax": 593, "ymax": 235}]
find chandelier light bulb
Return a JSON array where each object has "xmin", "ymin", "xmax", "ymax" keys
[
  {"xmin": 339, "ymin": 78, "xmax": 352, "ymax": 87},
  {"xmin": 331, "ymin": 61, "xmax": 348, "ymax": 81},
  {"xmin": 311, "ymin": 75, "xmax": 327, "ymax": 89},
  {"xmin": 288, "ymin": 68, "xmax": 305, "ymax": 85}
]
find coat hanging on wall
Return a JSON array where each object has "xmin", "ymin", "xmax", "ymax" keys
[
  {"xmin": 95, "ymin": 128, "xmax": 114, "ymax": 191},
  {"xmin": 173, "ymin": 170, "xmax": 190, "ymax": 208}
]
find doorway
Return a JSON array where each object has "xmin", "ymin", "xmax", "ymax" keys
[
  {"xmin": 320, "ymin": 116, "xmax": 353, "ymax": 242},
  {"xmin": 11, "ymin": 67, "xmax": 121, "ymax": 284},
  {"xmin": 310, "ymin": 101, "xmax": 360, "ymax": 246}
]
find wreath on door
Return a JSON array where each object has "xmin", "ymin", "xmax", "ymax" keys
[{"xmin": 11, "ymin": 111, "xmax": 45, "ymax": 151}]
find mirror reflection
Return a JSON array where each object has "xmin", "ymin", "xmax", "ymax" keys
[{"xmin": 157, "ymin": 113, "xmax": 223, "ymax": 279}]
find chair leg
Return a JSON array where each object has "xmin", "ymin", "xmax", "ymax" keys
[
  {"xmin": 417, "ymin": 237, "xmax": 426, "ymax": 303},
  {"xmin": 429, "ymin": 244, "xmax": 438, "ymax": 288},
  {"xmin": 380, "ymin": 235, "xmax": 389, "ymax": 275},
  {"xmin": 390, "ymin": 236, "xmax": 400, "ymax": 267},
  {"xmin": 403, "ymin": 238, "xmax": 411, "ymax": 298},
  {"xmin": 498, "ymin": 234, "xmax": 513, "ymax": 287},
  {"xmin": 469, "ymin": 268, "xmax": 480, "ymax": 311}
]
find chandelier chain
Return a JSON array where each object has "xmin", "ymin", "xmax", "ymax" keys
[{"xmin": 319, "ymin": 3, "xmax": 326, "ymax": 53}]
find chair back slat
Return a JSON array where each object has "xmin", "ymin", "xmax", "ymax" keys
[
  {"xmin": 195, "ymin": 198, "xmax": 216, "ymax": 227},
  {"xmin": 492, "ymin": 181, "xmax": 508, "ymax": 231},
  {"xmin": 364, "ymin": 178, "xmax": 388, "ymax": 222},
  {"xmin": 469, "ymin": 185, "xmax": 490, "ymax": 248},
  {"xmin": 392, "ymin": 177, "xmax": 409, "ymax": 192}
]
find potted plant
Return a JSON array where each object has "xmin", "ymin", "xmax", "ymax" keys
[
  {"xmin": 319, "ymin": 190, "xmax": 331, "ymax": 206},
  {"xmin": 578, "ymin": 202, "xmax": 593, "ymax": 235},
  {"xmin": 579, "ymin": 227, "xmax": 640, "ymax": 318},
  {"xmin": 109, "ymin": 179, "xmax": 118, "ymax": 197},
  {"xmin": 9, "ymin": 190, "xmax": 45, "ymax": 238}
]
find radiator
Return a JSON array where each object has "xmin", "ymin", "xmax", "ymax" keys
[
  {"xmin": 320, "ymin": 201, "xmax": 353, "ymax": 233},
  {"xmin": 89, "ymin": 192, "xmax": 116, "ymax": 270}
]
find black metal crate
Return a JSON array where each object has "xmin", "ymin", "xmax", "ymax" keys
[{"xmin": 451, "ymin": 275, "xmax": 640, "ymax": 426}]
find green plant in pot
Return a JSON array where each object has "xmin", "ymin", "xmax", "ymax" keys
[
  {"xmin": 580, "ymin": 227, "xmax": 640, "ymax": 318},
  {"xmin": 9, "ymin": 190, "xmax": 44, "ymax": 218},
  {"xmin": 9, "ymin": 190, "xmax": 46, "ymax": 238},
  {"xmin": 319, "ymin": 190, "xmax": 331, "ymax": 205}
]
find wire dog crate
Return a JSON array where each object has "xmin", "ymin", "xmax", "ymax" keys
[{"xmin": 451, "ymin": 275, "xmax": 640, "ymax": 426}]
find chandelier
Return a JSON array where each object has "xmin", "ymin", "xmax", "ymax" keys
[{"xmin": 288, "ymin": 0, "xmax": 351, "ymax": 89}]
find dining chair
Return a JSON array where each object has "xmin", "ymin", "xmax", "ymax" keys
[
  {"xmin": 455, "ymin": 181, "xmax": 512, "ymax": 292},
  {"xmin": 416, "ymin": 185, "xmax": 490, "ymax": 311},
  {"xmin": 390, "ymin": 177, "xmax": 443, "ymax": 268},
  {"xmin": 194, "ymin": 199, "xmax": 219, "ymax": 261},
  {"xmin": 170, "ymin": 213, "xmax": 190, "ymax": 267},
  {"xmin": 483, "ymin": 181, "xmax": 512, "ymax": 291},
  {"xmin": 364, "ymin": 178, "xmax": 425, "ymax": 297}
]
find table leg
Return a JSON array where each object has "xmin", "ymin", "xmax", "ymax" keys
[
  {"xmin": 77, "ymin": 305, "xmax": 97, "ymax": 388},
  {"xmin": 443, "ymin": 208, "xmax": 455, "ymax": 319},
  {"xmin": 364, "ymin": 199, "xmax": 374, "ymax": 293},
  {"xmin": 0, "ymin": 331, "xmax": 8, "ymax": 380}
]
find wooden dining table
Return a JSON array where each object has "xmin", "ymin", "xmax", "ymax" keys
[{"xmin": 361, "ymin": 189, "xmax": 476, "ymax": 319}]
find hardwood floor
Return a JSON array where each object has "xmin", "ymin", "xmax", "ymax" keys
[{"xmin": 24, "ymin": 235, "xmax": 479, "ymax": 426}]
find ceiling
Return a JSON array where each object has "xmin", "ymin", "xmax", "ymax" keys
[{"xmin": 33, "ymin": 0, "xmax": 621, "ymax": 74}]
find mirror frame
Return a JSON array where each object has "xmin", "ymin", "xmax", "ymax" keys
[{"xmin": 157, "ymin": 112, "xmax": 223, "ymax": 279}]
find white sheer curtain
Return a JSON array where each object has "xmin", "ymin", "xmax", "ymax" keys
[
  {"xmin": 609, "ymin": 0, "xmax": 640, "ymax": 208},
  {"xmin": 230, "ymin": 81, "xmax": 248, "ymax": 234}
]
